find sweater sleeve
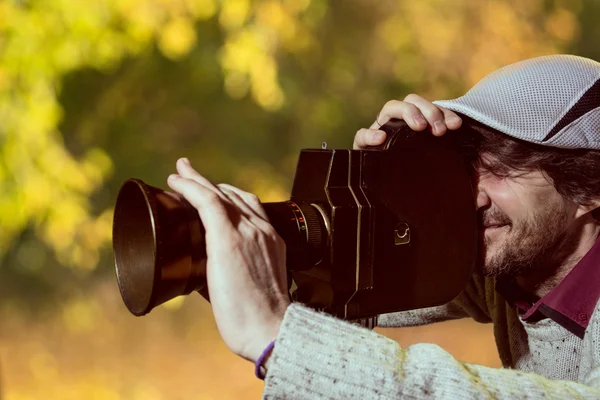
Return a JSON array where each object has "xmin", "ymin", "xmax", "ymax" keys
[
  {"xmin": 377, "ymin": 271, "xmax": 494, "ymax": 328},
  {"xmin": 262, "ymin": 304, "xmax": 600, "ymax": 400}
]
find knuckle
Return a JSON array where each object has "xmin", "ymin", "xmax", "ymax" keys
[
  {"xmin": 403, "ymin": 93, "xmax": 420, "ymax": 102},
  {"xmin": 219, "ymin": 183, "xmax": 235, "ymax": 194},
  {"xmin": 403, "ymin": 102, "xmax": 420, "ymax": 115},
  {"xmin": 384, "ymin": 99, "xmax": 401, "ymax": 109},
  {"xmin": 264, "ymin": 225, "xmax": 279, "ymax": 240},
  {"xmin": 248, "ymin": 226, "xmax": 263, "ymax": 242},
  {"xmin": 247, "ymin": 193, "xmax": 261, "ymax": 205},
  {"xmin": 422, "ymin": 106, "xmax": 444, "ymax": 121},
  {"xmin": 202, "ymin": 190, "xmax": 221, "ymax": 206}
]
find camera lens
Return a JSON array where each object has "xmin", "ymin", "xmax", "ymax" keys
[
  {"xmin": 263, "ymin": 201, "xmax": 328, "ymax": 270},
  {"xmin": 113, "ymin": 180, "xmax": 328, "ymax": 315}
]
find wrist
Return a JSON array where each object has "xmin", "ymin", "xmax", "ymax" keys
[
  {"xmin": 252, "ymin": 310, "xmax": 286, "ymax": 379},
  {"xmin": 248, "ymin": 310, "xmax": 285, "ymax": 361}
]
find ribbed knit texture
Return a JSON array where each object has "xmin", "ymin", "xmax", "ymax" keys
[{"xmin": 262, "ymin": 273, "xmax": 600, "ymax": 399}]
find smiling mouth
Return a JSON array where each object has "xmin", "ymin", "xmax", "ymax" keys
[{"xmin": 483, "ymin": 224, "xmax": 509, "ymax": 230}]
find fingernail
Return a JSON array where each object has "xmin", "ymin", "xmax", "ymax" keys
[
  {"xmin": 168, "ymin": 174, "xmax": 179, "ymax": 181},
  {"xmin": 447, "ymin": 116, "xmax": 461, "ymax": 125},
  {"xmin": 182, "ymin": 157, "xmax": 190, "ymax": 165},
  {"xmin": 434, "ymin": 121, "xmax": 445, "ymax": 134},
  {"xmin": 373, "ymin": 130, "xmax": 386, "ymax": 140},
  {"xmin": 413, "ymin": 115, "xmax": 426, "ymax": 126}
]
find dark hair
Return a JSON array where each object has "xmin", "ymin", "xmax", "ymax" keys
[{"xmin": 460, "ymin": 116, "xmax": 600, "ymax": 208}]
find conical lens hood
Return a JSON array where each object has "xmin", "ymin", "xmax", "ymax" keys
[{"xmin": 113, "ymin": 179, "xmax": 206, "ymax": 315}]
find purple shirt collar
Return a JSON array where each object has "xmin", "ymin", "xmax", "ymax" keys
[{"xmin": 496, "ymin": 235, "xmax": 600, "ymax": 339}]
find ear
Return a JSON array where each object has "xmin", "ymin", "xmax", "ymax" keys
[{"xmin": 574, "ymin": 198, "xmax": 600, "ymax": 220}]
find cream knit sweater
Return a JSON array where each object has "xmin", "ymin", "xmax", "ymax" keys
[{"xmin": 262, "ymin": 272, "xmax": 600, "ymax": 399}]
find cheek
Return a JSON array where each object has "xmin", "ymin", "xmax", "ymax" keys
[{"xmin": 483, "ymin": 180, "xmax": 527, "ymax": 221}]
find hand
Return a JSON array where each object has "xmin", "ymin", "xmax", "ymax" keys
[
  {"xmin": 167, "ymin": 158, "xmax": 290, "ymax": 363},
  {"xmin": 353, "ymin": 94, "xmax": 463, "ymax": 149}
]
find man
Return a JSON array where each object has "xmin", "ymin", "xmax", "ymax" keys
[{"xmin": 167, "ymin": 54, "xmax": 600, "ymax": 398}]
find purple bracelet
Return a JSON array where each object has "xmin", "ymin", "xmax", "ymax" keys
[{"xmin": 255, "ymin": 340, "xmax": 276, "ymax": 380}]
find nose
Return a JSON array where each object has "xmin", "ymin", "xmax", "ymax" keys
[
  {"xmin": 473, "ymin": 173, "xmax": 491, "ymax": 211},
  {"xmin": 475, "ymin": 186, "xmax": 490, "ymax": 210}
]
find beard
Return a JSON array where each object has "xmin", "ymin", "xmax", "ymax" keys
[{"xmin": 479, "ymin": 202, "xmax": 576, "ymax": 279}]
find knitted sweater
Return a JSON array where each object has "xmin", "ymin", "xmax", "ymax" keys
[{"xmin": 262, "ymin": 272, "xmax": 600, "ymax": 399}]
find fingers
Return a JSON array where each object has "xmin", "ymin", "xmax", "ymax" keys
[
  {"xmin": 167, "ymin": 174, "xmax": 234, "ymax": 233},
  {"xmin": 370, "ymin": 99, "xmax": 429, "ymax": 131},
  {"xmin": 218, "ymin": 183, "xmax": 269, "ymax": 222},
  {"xmin": 176, "ymin": 158, "xmax": 223, "ymax": 197},
  {"xmin": 440, "ymin": 107, "xmax": 463, "ymax": 130},
  {"xmin": 168, "ymin": 158, "xmax": 271, "ymax": 231},
  {"xmin": 169, "ymin": 158, "xmax": 239, "ymax": 231},
  {"xmin": 368, "ymin": 95, "xmax": 463, "ymax": 137},
  {"xmin": 403, "ymin": 94, "xmax": 447, "ymax": 135},
  {"xmin": 176, "ymin": 158, "xmax": 251, "ymax": 217},
  {"xmin": 353, "ymin": 128, "xmax": 387, "ymax": 149}
]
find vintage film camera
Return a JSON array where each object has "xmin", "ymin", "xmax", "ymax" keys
[{"xmin": 113, "ymin": 120, "xmax": 478, "ymax": 324}]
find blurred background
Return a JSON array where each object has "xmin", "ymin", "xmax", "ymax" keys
[{"xmin": 0, "ymin": 0, "xmax": 598, "ymax": 398}]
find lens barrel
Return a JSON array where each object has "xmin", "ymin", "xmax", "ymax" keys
[{"xmin": 113, "ymin": 179, "xmax": 327, "ymax": 316}]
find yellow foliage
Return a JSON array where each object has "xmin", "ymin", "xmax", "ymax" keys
[
  {"xmin": 158, "ymin": 18, "xmax": 198, "ymax": 60},
  {"xmin": 219, "ymin": 0, "xmax": 251, "ymax": 30},
  {"xmin": 0, "ymin": 0, "xmax": 316, "ymax": 270},
  {"xmin": 217, "ymin": 0, "xmax": 323, "ymax": 109},
  {"xmin": 283, "ymin": 0, "xmax": 311, "ymax": 14},
  {"xmin": 187, "ymin": 0, "xmax": 218, "ymax": 20},
  {"xmin": 224, "ymin": 70, "xmax": 250, "ymax": 98}
]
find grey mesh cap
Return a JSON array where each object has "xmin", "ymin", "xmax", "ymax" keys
[{"xmin": 432, "ymin": 55, "xmax": 600, "ymax": 149}]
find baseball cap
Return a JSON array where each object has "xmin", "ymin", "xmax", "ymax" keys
[{"xmin": 433, "ymin": 55, "xmax": 600, "ymax": 149}]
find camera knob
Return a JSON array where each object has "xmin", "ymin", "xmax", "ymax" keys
[{"xmin": 298, "ymin": 203, "xmax": 327, "ymax": 264}]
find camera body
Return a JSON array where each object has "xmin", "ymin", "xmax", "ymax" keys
[{"xmin": 284, "ymin": 119, "xmax": 478, "ymax": 320}]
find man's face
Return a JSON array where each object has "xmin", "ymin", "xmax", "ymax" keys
[{"xmin": 475, "ymin": 160, "xmax": 579, "ymax": 278}]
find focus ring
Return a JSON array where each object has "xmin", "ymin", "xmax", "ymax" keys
[{"xmin": 298, "ymin": 203, "xmax": 325, "ymax": 252}]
